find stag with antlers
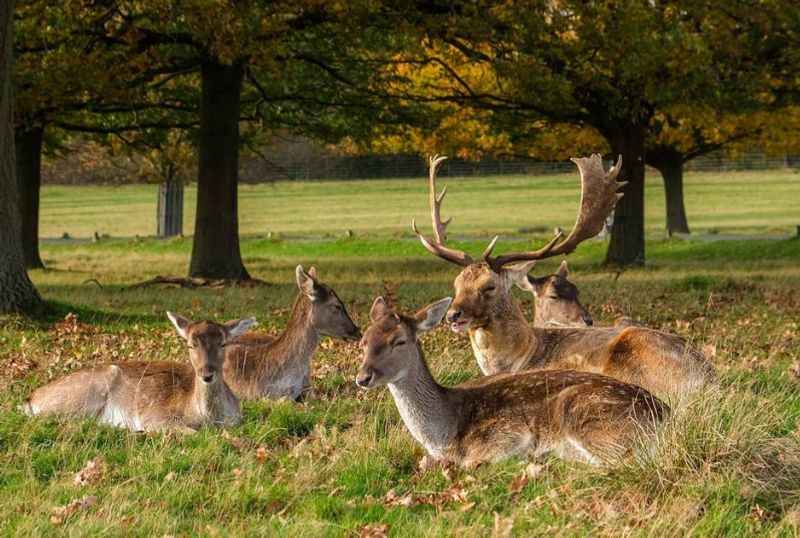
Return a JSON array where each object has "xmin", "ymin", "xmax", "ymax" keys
[{"xmin": 412, "ymin": 155, "xmax": 714, "ymax": 400}]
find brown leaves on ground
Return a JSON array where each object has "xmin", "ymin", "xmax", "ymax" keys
[
  {"xmin": 50, "ymin": 495, "xmax": 97, "ymax": 525},
  {"xmin": 359, "ymin": 523, "xmax": 389, "ymax": 538},
  {"xmin": 492, "ymin": 513, "xmax": 514, "ymax": 538},
  {"xmin": 383, "ymin": 484, "xmax": 470, "ymax": 512},
  {"xmin": 508, "ymin": 463, "xmax": 544, "ymax": 494},
  {"xmin": 73, "ymin": 457, "xmax": 106, "ymax": 487}
]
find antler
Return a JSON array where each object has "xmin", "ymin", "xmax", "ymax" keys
[
  {"xmin": 411, "ymin": 155, "xmax": 474, "ymax": 266},
  {"xmin": 486, "ymin": 154, "xmax": 625, "ymax": 268}
]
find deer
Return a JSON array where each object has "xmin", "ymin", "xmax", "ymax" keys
[
  {"xmin": 528, "ymin": 260, "xmax": 594, "ymax": 327},
  {"xmin": 223, "ymin": 265, "xmax": 361, "ymax": 401},
  {"xmin": 527, "ymin": 260, "xmax": 641, "ymax": 329},
  {"xmin": 412, "ymin": 154, "xmax": 714, "ymax": 399},
  {"xmin": 356, "ymin": 296, "xmax": 668, "ymax": 468},
  {"xmin": 21, "ymin": 313, "xmax": 255, "ymax": 433}
]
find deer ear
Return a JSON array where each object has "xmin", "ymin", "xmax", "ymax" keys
[
  {"xmin": 414, "ymin": 297, "xmax": 453, "ymax": 333},
  {"xmin": 370, "ymin": 296, "xmax": 390, "ymax": 322},
  {"xmin": 224, "ymin": 317, "xmax": 258, "ymax": 340},
  {"xmin": 556, "ymin": 260, "xmax": 569, "ymax": 280},
  {"xmin": 296, "ymin": 265, "xmax": 318, "ymax": 300},
  {"xmin": 505, "ymin": 260, "xmax": 537, "ymax": 293},
  {"xmin": 166, "ymin": 311, "xmax": 192, "ymax": 340},
  {"xmin": 307, "ymin": 266, "xmax": 318, "ymax": 279}
]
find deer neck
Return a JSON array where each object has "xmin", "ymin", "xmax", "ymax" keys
[
  {"xmin": 468, "ymin": 295, "xmax": 538, "ymax": 375},
  {"xmin": 387, "ymin": 346, "xmax": 459, "ymax": 458},
  {"xmin": 266, "ymin": 293, "xmax": 320, "ymax": 376},
  {"xmin": 189, "ymin": 376, "xmax": 230, "ymax": 421}
]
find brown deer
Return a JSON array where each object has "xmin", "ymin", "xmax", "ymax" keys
[
  {"xmin": 412, "ymin": 154, "xmax": 714, "ymax": 399},
  {"xmin": 356, "ymin": 296, "xmax": 668, "ymax": 468},
  {"xmin": 527, "ymin": 260, "xmax": 641, "ymax": 329},
  {"xmin": 528, "ymin": 260, "xmax": 594, "ymax": 327},
  {"xmin": 223, "ymin": 265, "xmax": 361, "ymax": 401},
  {"xmin": 22, "ymin": 313, "xmax": 255, "ymax": 432}
]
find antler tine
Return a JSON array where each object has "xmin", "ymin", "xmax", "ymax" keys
[
  {"xmin": 488, "ymin": 154, "xmax": 624, "ymax": 268},
  {"xmin": 428, "ymin": 154, "xmax": 451, "ymax": 244},
  {"xmin": 411, "ymin": 155, "xmax": 474, "ymax": 267}
]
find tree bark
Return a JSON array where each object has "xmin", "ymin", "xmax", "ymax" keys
[
  {"xmin": 0, "ymin": 0, "xmax": 43, "ymax": 313},
  {"xmin": 605, "ymin": 122, "xmax": 647, "ymax": 267},
  {"xmin": 157, "ymin": 177, "xmax": 183, "ymax": 237},
  {"xmin": 15, "ymin": 125, "xmax": 45, "ymax": 268},
  {"xmin": 659, "ymin": 159, "xmax": 690, "ymax": 236},
  {"xmin": 188, "ymin": 60, "xmax": 250, "ymax": 280}
]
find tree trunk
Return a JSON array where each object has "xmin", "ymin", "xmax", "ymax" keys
[
  {"xmin": 605, "ymin": 122, "xmax": 647, "ymax": 267},
  {"xmin": 0, "ymin": 0, "xmax": 43, "ymax": 313},
  {"xmin": 16, "ymin": 125, "xmax": 45, "ymax": 268},
  {"xmin": 188, "ymin": 60, "xmax": 250, "ymax": 280},
  {"xmin": 157, "ymin": 177, "xmax": 183, "ymax": 237},
  {"xmin": 660, "ymin": 159, "xmax": 690, "ymax": 236}
]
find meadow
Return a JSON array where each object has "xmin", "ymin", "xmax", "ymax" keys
[{"xmin": 1, "ymin": 168, "xmax": 800, "ymax": 536}]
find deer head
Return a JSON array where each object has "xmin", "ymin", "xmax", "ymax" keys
[
  {"xmin": 167, "ymin": 312, "xmax": 257, "ymax": 384},
  {"xmin": 522, "ymin": 260, "xmax": 593, "ymax": 327},
  {"xmin": 355, "ymin": 296, "xmax": 451, "ymax": 389},
  {"xmin": 295, "ymin": 265, "xmax": 362, "ymax": 341},
  {"xmin": 412, "ymin": 154, "xmax": 622, "ymax": 333}
]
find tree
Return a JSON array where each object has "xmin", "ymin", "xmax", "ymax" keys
[
  {"xmin": 76, "ymin": 1, "xmax": 421, "ymax": 280},
  {"xmin": 387, "ymin": 1, "xmax": 797, "ymax": 265},
  {"xmin": 0, "ymin": 0, "xmax": 42, "ymax": 313}
]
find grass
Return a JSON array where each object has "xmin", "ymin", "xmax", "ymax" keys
[
  {"xmin": 2, "ymin": 172, "xmax": 800, "ymax": 535},
  {"xmin": 40, "ymin": 168, "xmax": 800, "ymax": 239}
]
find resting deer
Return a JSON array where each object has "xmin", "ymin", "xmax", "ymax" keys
[
  {"xmin": 223, "ymin": 265, "xmax": 361, "ymax": 401},
  {"xmin": 528, "ymin": 260, "xmax": 594, "ymax": 327},
  {"xmin": 22, "ymin": 313, "xmax": 255, "ymax": 432},
  {"xmin": 356, "ymin": 296, "xmax": 668, "ymax": 468},
  {"xmin": 412, "ymin": 154, "xmax": 714, "ymax": 399},
  {"xmin": 528, "ymin": 260, "xmax": 640, "ymax": 329}
]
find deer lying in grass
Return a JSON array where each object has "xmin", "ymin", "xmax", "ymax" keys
[
  {"xmin": 527, "ymin": 260, "xmax": 639, "ymax": 328},
  {"xmin": 527, "ymin": 260, "xmax": 594, "ymax": 327},
  {"xmin": 22, "ymin": 313, "xmax": 255, "ymax": 432},
  {"xmin": 413, "ymin": 154, "xmax": 714, "ymax": 398},
  {"xmin": 356, "ymin": 296, "xmax": 668, "ymax": 467},
  {"xmin": 223, "ymin": 265, "xmax": 361, "ymax": 401}
]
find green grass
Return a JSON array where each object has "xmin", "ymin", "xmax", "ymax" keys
[
  {"xmin": 40, "ymin": 168, "xmax": 799, "ymax": 239},
  {"xmin": 2, "ymin": 172, "xmax": 800, "ymax": 535}
]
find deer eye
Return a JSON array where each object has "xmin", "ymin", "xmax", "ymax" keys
[
  {"xmin": 391, "ymin": 339, "xmax": 406, "ymax": 347},
  {"xmin": 481, "ymin": 286, "xmax": 496, "ymax": 294}
]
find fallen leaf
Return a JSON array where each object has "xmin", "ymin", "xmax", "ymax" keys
[
  {"xmin": 524, "ymin": 463, "xmax": 544, "ymax": 479},
  {"xmin": 508, "ymin": 474, "xmax": 528, "ymax": 494},
  {"xmin": 163, "ymin": 472, "xmax": 176, "ymax": 483},
  {"xmin": 703, "ymin": 344, "xmax": 717, "ymax": 359},
  {"xmin": 359, "ymin": 523, "xmax": 389, "ymax": 538},
  {"xmin": 73, "ymin": 457, "xmax": 106, "ymax": 487},
  {"xmin": 384, "ymin": 488, "xmax": 414, "ymax": 508},
  {"xmin": 255, "ymin": 446, "xmax": 267, "ymax": 464},
  {"xmin": 50, "ymin": 496, "xmax": 97, "ymax": 525},
  {"xmin": 492, "ymin": 512, "xmax": 513, "ymax": 538}
]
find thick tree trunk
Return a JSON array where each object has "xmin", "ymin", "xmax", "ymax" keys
[
  {"xmin": 188, "ymin": 60, "xmax": 250, "ymax": 279},
  {"xmin": 0, "ymin": 0, "xmax": 42, "ymax": 313},
  {"xmin": 16, "ymin": 125, "xmax": 44, "ymax": 268},
  {"xmin": 605, "ymin": 122, "xmax": 647, "ymax": 267},
  {"xmin": 660, "ymin": 160, "xmax": 690, "ymax": 236}
]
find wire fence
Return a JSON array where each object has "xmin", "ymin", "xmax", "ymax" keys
[{"xmin": 239, "ymin": 152, "xmax": 800, "ymax": 182}]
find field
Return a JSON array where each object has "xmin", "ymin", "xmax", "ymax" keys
[{"xmin": 2, "ymin": 169, "xmax": 800, "ymax": 536}]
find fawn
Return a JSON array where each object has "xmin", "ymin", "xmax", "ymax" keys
[
  {"xmin": 22, "ymin": 313, "xmax": 255, "ymax": 432},
  {"xmin": 412, "ymin": 154, "xmax": 714, "ymax": 398},
  {"xmin": 223, "ymin": 265, "xmax": 361, "ymax": 400},
  {"xmin": 356, "ymin": 296, "xmax": 668, "ymax": 467}
]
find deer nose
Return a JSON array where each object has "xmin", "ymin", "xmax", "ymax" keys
[
  {"xmin": 447, "ymin": 309, "xmax": 462, "ymax": 323},
  {"xmin": 200, "ymin": 370, "xmax": 215, "ymax": 383},
  {"xmin": 355, "ymin": 370, "xmax": 373, "ymax": 389},
  {"xmin": 583, "ymin": 314, "xmax": 594, "ymax": 326}
]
